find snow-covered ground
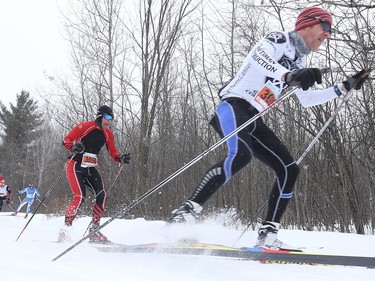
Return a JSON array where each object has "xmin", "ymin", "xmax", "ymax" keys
[{"xmin": 1, "ymin": 212, "xmax": 374, "ymax": 281}]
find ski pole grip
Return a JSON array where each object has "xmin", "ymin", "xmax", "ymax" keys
[
  {"xmin": 320, "ymin": 67, "xmax": 332, "ymax": 74},
  {"xmin": 361, "ymin": 69, "xmax": 372, "ymax": 78}
]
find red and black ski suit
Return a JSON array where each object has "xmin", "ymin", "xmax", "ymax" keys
[{"xmin": 63, "ymin": 121, "xmax": 121, "ymax": 225}]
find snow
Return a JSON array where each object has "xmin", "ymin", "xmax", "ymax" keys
[{"xmin": 1, "ymin": 212, "xmax": 374, "ymax": 281}]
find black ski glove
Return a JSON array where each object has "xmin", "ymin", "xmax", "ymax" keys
[
  {"xmin": 71, "ymin": 143, "xmax": 85, "ymax": 154},
  {"xmin": 285, "ymin": 68, "xmax": 322, "ymax": 90},
  {"xmin": 342, "ymin": 69, "xmax": 371, "ymax": 92},
  {"xmin": 6, "ymin": 199, "xmax": 10, "ymax": 204},
  {"xmin": 116, "ymin": 153, "xmax": 131, "ymax": 164}
]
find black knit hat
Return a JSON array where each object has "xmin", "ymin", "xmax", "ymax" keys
[{"xmin": 96, "ymin": 105, "xmax": 114, "ymax": 119}]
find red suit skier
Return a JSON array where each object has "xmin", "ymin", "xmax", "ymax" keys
[{"xmin": 60, "ymin": 105, "xmax": 131, "ymax": 243}]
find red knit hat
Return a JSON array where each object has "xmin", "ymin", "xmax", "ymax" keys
[{"xmin": 295, "ymin": 7, "xmax": 332, "ymax": 31}]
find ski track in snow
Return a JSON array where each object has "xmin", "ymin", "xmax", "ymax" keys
[{"xmin": 1, "ymin": 212, "xmax": 374, "ymax": 281}]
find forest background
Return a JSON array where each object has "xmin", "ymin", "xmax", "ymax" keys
[{"xmin": 1, "ymin": 0, "xmax": 374, "ymax": 235}]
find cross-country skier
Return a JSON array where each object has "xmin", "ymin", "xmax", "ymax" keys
[
  {"xmin": 12, "ymin": 183, "xmax": 40, "ymax": 218},
  {"xmin": 60, "ymin": 105, "xmax": 131, "ymax": 243},
  {"xmin": 0, "ymin": 176, "xmax": 12, "ymax": 212},
  {"xmin": 169, "ymin": 7, "xmax": 370, "ymax": 250}
]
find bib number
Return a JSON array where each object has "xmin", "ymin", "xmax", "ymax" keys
[
  {"xmin": 81, "ymin": 153, "xmax": 98, "ymax": 168},
  {"xmin": 252, "ymin": 80, "xmax": 281, "ymax": 112}
]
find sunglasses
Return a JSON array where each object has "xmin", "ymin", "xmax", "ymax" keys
[
  {"xmin": 305, "ymin": 15, "xmax": 332, "ymax": 33},
  {"xmin": 103, "ymin": 113, "xmax": 114, "ymax": 121}
]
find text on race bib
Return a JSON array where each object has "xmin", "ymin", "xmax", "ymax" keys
[
  {"xmin": 252, "ymin": 80, "xmax": 281, "ymax": 112},
  {"xmin": 81, "ymin": 153, "xmax": 98, "ymax": 168}
]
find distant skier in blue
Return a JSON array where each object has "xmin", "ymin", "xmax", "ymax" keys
[{"xmin": 12, "ymin": 184, "xmax": 41, "ymax": 218}]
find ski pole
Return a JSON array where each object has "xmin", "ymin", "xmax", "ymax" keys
[
  {"xmin": 6, "ymin": 202, "xmax": 15, "ymax": 212},
  {"xmin": 233, "ymin": 199, "xmax": 269, "ymax": 246},
  {"xmin": 51, "ymin": 86, "xmax": 299, "ymax": 261},
  {"xmin": 295, "ymin": 92, "xmax": 353, "ymax": 165},
  {"xmin": 105, "ymin": 164, "xmax": 126, "ymax": 194},
  {"xmin": 36, "ymin": 197, "xmax": 48, "ymax": 208},
  {"xmin": 296, "ymin": 69, "xmax": 372, "ymax": 164},
  {"xmin": 16, "ymin": 155, "xmax": 74, "ymax": 241}
]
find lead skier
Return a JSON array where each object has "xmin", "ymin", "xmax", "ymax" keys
[{"xmin": 169, "ymin": 7, "xmax": 369, "ymax": 250}]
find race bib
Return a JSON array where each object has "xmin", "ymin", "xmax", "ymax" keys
[
  {"xmin": 81, "ymin": 153, "xmax": 98, "ymax": 168},
  {"xmin": 0, "ymin": 186, "xmax": 7, "ymax": 196},
  {"xmin": 252, "ymin": 80, "xmax": 281, "ymax": 112}
]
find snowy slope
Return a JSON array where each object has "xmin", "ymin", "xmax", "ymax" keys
[{"xmin": 1, "ymin": 212, "xmax": 374, "ymax": 281}]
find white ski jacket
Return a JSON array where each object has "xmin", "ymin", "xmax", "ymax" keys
[{"xmin": 219, "ymin": 31, "xmax": 340, "ymax": 109}]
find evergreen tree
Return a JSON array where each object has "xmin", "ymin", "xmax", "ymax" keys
[{"xmin": 0, "ymin": 91, "xmax": 43, "ymax": 186}]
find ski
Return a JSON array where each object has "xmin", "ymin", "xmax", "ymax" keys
[{"xmin": 95, "ymin": 242, "xmax": 375, "ymax": 268}]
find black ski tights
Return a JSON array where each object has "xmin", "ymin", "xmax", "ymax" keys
[{"xmin": 188, "ymin": 99, "xmax": 299, "ymax": 223}]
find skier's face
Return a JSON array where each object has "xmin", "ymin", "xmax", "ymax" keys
[
  {"xmin": 101, "ymin": 116, "xmax": 112, "ymax": 129},
  {"xmin": 300, "ymin": 23, "xmax": 331, "ymax": 52}
]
